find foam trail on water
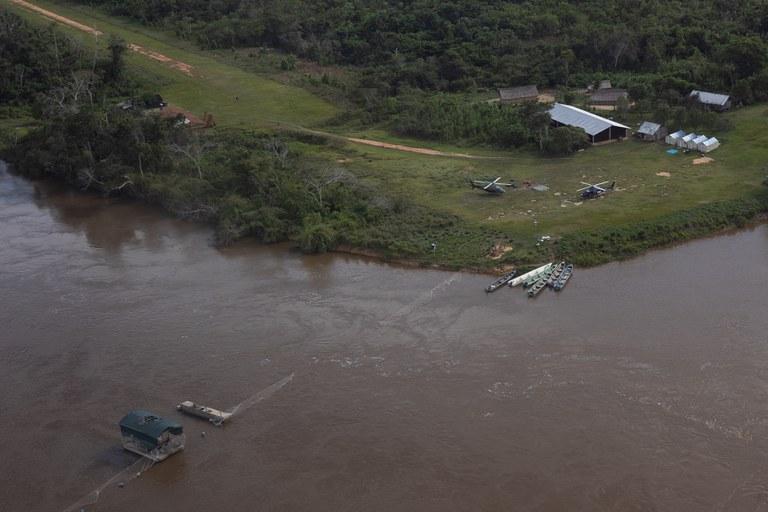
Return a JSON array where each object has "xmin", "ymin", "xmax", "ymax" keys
[
  {"xmin": 62, "ymin": 457, "xmax": 155, "ymax": 512},
  {"xmin": 228, "ymin": 373, "xmax": 295, "ymax": 417},
  {"xmin": 380, "ymin": 272, "xmax": 463, "ymax": 325}
]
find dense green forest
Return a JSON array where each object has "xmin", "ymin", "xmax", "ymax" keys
[{"xmin": 67, "ymin": 0, "xmax": 768, "ymax": 102}]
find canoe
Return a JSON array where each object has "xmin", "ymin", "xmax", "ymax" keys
[
  {"xmin": 552, "ymin": 264, "xmax": 573, "ymax": 291},
  {"xmin": 509, "ymin": 263, "xmax": 552, "ymax": 287},
  {"xmin": 485, "ymin": 270, "xmax": 517, "ymax": 293},
  {"xmin": 528, "ymin": 267, "xmax": 554, "ymax": 297},
  {"xmin": 547, "ymin": 261, "xmax": 565, "ymax": 287},
  {"xmin": 521, "ymin": 264, "xmax": 554, "ymax": 288}
]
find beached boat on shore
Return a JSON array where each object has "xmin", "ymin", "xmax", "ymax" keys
[
  {"xmin": 485, "ymin": 270, "xmax": 517, "ymax": 292},
  {"xmin": 553, "ymin": 264, "xmax": 574, "ymax": 291},
  {"xmin": 509, "ymin": 263, "xmax": 553, "ymax": 287}
]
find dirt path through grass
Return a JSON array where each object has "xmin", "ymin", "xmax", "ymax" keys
[
  {"xmin": 9, "ymin": 0, "xmax": 506, "ymax": 159},
  {"xmin": 11, "ymin": 0, "xmax": 196, "ymax": 76},
  {"xmin": 10, "ymin": 0, "xmax": 101, "ymax": 34}
]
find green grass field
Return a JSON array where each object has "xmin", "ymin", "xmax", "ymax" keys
[
  {"xmin": 4, "ymin": 0, "xmax": 337, "ymax": 128},
  {"xmin": 6, "ymin": 0, "xmax": 768, "ymax": 267}
]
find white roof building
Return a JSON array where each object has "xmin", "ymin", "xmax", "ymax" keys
[
  {"xmin": 548, "ymin": 103, "xmax": 630, "ymax": 143},
  {"xmin": 690, "ymin": 134, "xmax": 709, "ymax": 149},
  {"xmin": 690, "ymin": 90, "xmax": 731, "ymax": 110},
  {"xmin": 698, "ymin": 137, "xmax": 720, "ymax": 153},
  {"xmin": 665, "ymin": 130, "xmax": 686, "ymax": 145},
  {"xmin": 679, "ymin": 133, "xmax": 697, "ymax": 147}
]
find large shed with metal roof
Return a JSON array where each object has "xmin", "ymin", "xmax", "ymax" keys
[
  {"xmin": 548, "ymin": 103, "xmax": 630, "ymax": 143},
  {"xmin": 689, "ymin": 90, "xmax": 731, "ymax": 111}
]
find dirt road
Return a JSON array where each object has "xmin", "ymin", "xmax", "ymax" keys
[
  {"xmin": 11, "ymin": 0, "xmax": 194, "ymax": 76},
  {"xmin": 11, "ymin": 0, "xmax": 103, "ymax": 35},
  {"xmin": 12, "ymin": 0, "xmax": 499, "ymax": 160}
]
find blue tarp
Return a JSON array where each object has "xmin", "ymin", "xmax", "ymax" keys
[{"xmin": 666, "ymin": 148, "xmax": 678, "ymax": 155}]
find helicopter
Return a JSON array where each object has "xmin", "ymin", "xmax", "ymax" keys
[
  {"xmin": 469, "ymin": 177, "xmax": 517, "ymax": 195},
  {"xmin": 577, "ymin": 181, "xmax": 615, "ymax": 200}
]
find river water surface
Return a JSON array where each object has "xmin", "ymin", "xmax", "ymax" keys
[{"xmin": 3, "ymin": 162, "xmax": 768, "ymax": 511}]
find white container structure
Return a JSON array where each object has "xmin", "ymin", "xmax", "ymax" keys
[
  {"xmin": 698, "ymin": 137, "xmax": 720, "ymax": 153},
  {"xmin": 690, "ymin": 134, "xmax": 708, "ymax": 150},
  {"xmin": 679, "ymin": 133, "xmax": 697, "ymax": 148},
  {"xmin": 665, "ymin": 130, "xmax": 685, "ymax": 145}
]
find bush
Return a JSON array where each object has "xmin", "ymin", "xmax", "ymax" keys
[{"xmin": 542, "ymin": 126, "xmax": 589, "ymax": 155}]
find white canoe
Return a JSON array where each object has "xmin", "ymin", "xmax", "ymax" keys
[{"xmin": 509, "ymin": 263, "xmax": 553, "ymax": 287}]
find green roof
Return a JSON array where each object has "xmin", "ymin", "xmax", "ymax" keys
[{"xmin": 119, "ymin": 410, "xmax": 183, "ymax": 439}]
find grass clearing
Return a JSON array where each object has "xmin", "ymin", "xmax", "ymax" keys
[
  {"xmin": 5, "ymin": 0, "xmax": 337, "ymax": 128},
  {"xmin": 6, "ymin": 0, "xmax": 768, "ymax": 268}
]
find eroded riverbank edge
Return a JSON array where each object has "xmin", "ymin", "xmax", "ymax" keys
[{"xmin": 5, "ymin": 156, "xmax": 768, "ymax": 276}]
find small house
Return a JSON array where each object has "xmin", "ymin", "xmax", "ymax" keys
[
  {"xmin": 589, "ymin": 88, "xmax": 629, "ymax": 109},
  {"xmin": 698, "ymin": 137, "xmax": 720, "ymax": 153},
  {"xmin": 498, "ymin": 85, "xmax": 539, "ymax": 104},
  {"xmin": 689, "ymin": 90, "xmax": 731, "ymax": 111},
  {"xmin": 119, "ymin": 410, "xmax": 185, "ymax": 461},
  {"xmin": 690, "ymin": 134, "xmax": 709, "ymax": 150},
  {"xmin": 636, "ymin": 121, "xmax": 667, "ymax": 141},
  {"xmin": 679, "ymin": 133, "xmax": 697, "ymax": 148},
  {"xmin": 666, "ymin": 130, "xmax": 685, "ymax": 145},
  {"xmin": 548, "ymin": 103, "xmax": 630, "ymax": 144}
]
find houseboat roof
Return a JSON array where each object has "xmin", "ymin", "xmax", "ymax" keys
[{"xmin": 119, "ymin": 410, "xmax": 183, "ymax": 439}]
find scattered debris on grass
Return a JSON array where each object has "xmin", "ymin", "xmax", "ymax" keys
[{"xmin": 489, "ymin": 243, "xmax": 514, "ymax": 259}]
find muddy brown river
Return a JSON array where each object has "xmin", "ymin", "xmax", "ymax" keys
[{"xmin": 3, "ymin": 161, "xmax": 768, "ymax": 511}]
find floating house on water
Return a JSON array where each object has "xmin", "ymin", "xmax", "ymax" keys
[
  {"xmin": 636, "ymin": 121, "xmax": 667, "ymax": 141},
  {"xmin": 698, "ymin": 137, "xmax": 720, "ymax": 153},
  {"xmin": 119, "ymin": 410, "xmax": 185, "ymax": 462},
  {"xmin": 548, "ymin": 103, "xmax": 629, "ymax": 144}
]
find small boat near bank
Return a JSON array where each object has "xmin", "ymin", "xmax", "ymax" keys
[
  {"xmin": 485, "ymin": 269, "xmax": 517, "ymax": 292},
  {"xmin": 528, "ymin": 266, "xmax": 555, "ymax": 297},
  {"xmin": 547, "ymin": 261, "xmax": 566, "ymax": 287},
  {"xmin": 511, "ymin": 263, "xmax": 553, "ymax": 288},
  {"xmin": 552, "ymin": 264, "xmax": 573, "ymax": 291},
  {"xmin": 177, "ymin": 401, "xmax": 233, "ymax": 426}
]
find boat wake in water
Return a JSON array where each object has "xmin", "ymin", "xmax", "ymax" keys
[
  {"xmin": 228, "ymin": 373, "xmax": 295, "ymax": 418},
  {"xmin": 62, "ymin": 457, "xmax": 155, "ymax": 512},
  {"xmin": 379, "ymin": 272, "xmax": 463, "ymax": 326}
]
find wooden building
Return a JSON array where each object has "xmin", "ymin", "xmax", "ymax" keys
[
  {"xmin": 689, "ymin": 90, "xmax": 731, "ymax": 111},
  {"xmin": 498, "ymin": 85, "xmax": 539, "ymax": 104},
  {"xmin": 589, "ymin": 88, "xmax": 629, "ymax": 109},
  {"xmin": 636, "ymin": 121, "xmax": 667, "ymax": 141}
]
